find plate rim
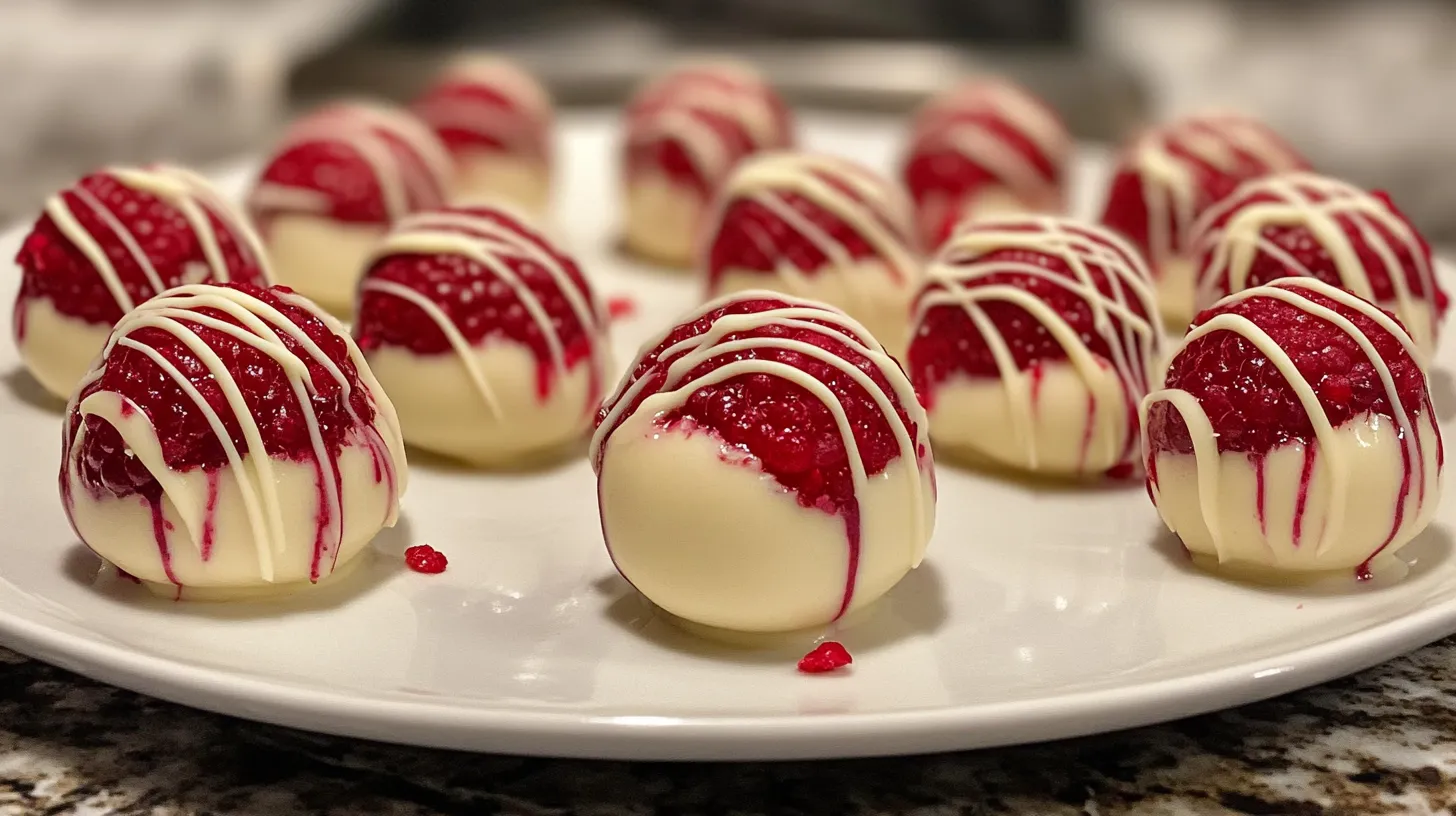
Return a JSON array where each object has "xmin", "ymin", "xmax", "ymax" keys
[{"xmin": 2, "ymin": 583, "xmax": 1453, "ymax": 760}]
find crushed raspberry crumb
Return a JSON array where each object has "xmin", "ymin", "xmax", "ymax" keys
[
  {"xmin": 405, "ymin": 544, "xmax": 448, "ymax": 574},
  {"xmin": 606, "ymin": 295, "xmax": 637, "ymax": 321},
  {"xmin": 798, "ymin": 641, "xmax": 853, "ymax": 674}
]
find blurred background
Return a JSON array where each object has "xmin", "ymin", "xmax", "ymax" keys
[{"xmin": 1, "ymin": 0, "xmax": 1453, "ymax": 235}]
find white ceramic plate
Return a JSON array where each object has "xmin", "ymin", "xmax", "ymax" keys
[{"xmin": 2, "ymin": 111, "xmax": 1455, "ymax": 761}]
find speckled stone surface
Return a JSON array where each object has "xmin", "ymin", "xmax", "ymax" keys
[{"xmin": 2, "ymin": 642, "xmax": 1455, "ymax": 816}]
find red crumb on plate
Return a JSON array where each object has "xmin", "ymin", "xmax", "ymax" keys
[
  {"xmin": 405, "ymin": 544, "xmax": 449, "ymax": 574},
  {"xmin": 606, "ymin": 295, "xmax": 637, "ymax": 321},
  {"xmin": 798, "ymin": 641, "xmax": 853, "ymax": 674}
]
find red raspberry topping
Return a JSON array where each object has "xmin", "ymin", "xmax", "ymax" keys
[
  {"xmin": 706, "ymin": 160, "xmax": 914, "ymax": 285},
  {"xmin": 625, "ymin": 66, "xmax": 792, "ymax": 197},
  {"xmin": 67, "ymin": 283, "xmax": 378, "ymax": 500},
  {"xmin": 1147, "ymin": 282, "xmax": 1430, "ymax": 457},
  {"xmin": 597, "ymin": 296, "xmax": 923, "ymax": 520},
  {"xmin": 1100, "ymin": 116, "xmax": 1308, "ymax": 269},
  {"xmin": 908, "ymin": 224, "xmax": 1155, "ymax": 392},
  {"xmin": 798, "ymin": 641, "xmax": 853, "ymax": 673},
  {"xmin": 355, "ymin": 206, "xmax": 604, "ymax": 399},
  {"xmin": 405, "ymin": 544, "xmax": 449, "ymax": 574},
  {"xmin": 16, "ymin": 169, "xmax": 268, "ymax": 326},
  {"xmin": 1194, "ymin": 176, "xmax": 1447, "ymax": 316},
  {"xmin": 413, "ymin": 76, "xmax": 548, "ymax": 157},
  {"xmin": 251, "ymin": 105, "xmax": 448, "ymax": 225}
]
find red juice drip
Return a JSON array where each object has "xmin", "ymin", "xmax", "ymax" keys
[
  {"xmin": 1029, "ymin": 361, "xmax": 1045, "ymax": 414},
  {"xmin": 59, "ymin": 452, "xmax": 80, "ymax": 541},
  {"xmin": 1291, "ymin": 443, "xmax": 1317, "ymax": 547},
  {"xmin": 200, "ymin": 469, "xmax": 219, "ymax": 561},
  {"xmin": 372, "ymin": 431, "xmax": 398, "ymax": 520},
  {"xmin": 1254, "ymin": 453, "xmax": 1268, "ymax": 537},
  {"xmin": 366, "ymin": 437, "xmax": 384, "ymax": 484},
  {"xmin": 1076, "ymin": 389, "xmax": 1096, "ymax": 473},
  {"xmin": 148, "ymin": 494, "xmax": 180, "ymax": 586},
  {"xmin": 833, "ymin": 501, "xmax": 863, "ymax": 621},
  {"xmin": 308, "ymin": 443, "xmax": 348, "ymax": 582},
  {"xmin": 322, "ymin": 446, "xmax": 347, "ymax": 576},
  {"xmin": 1363, "ymin": 428, "xmax": 1418, "ymax": 579},
  {"xmin": 12, "ymin": 296, "xmax": 27, "ymax": 343}
]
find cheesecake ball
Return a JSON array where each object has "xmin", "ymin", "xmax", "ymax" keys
[
  {"xmin": 246, "ymin": 102, "xmax": 452, "ymax": 315},
  {"xmin": 621, "ymin": 61, "xmax": 793, "ymax": 267},
  {"xmin": 908, "ymin": 217, "xmax": 1163, "ymax": 477},
  {"xmin": 901, "ymin": 78, "xmax": 1071, "ymax": 249},
  {"xmin": 13, "ymin": 165, "xmax": 270, "ymax": 399},
  {"xmin": 704, "ymin": 152, "xmax": 920, "ymax": 353},
  {"xmin": 1192, "ymin": 172, "xmax": 1446, "ymax": 359},
  {"xmin": 60, "ymin": 283, "xmax": 408, "ymax": 597},
  {"xmin": 355, "ymin": 204, "xmax": 611, "ymax": 466},
  {"xmin": 592, "ymin": 292, "xmax": 936, "ymax": 633},
  {"xmin": 1143, "ymin": 278, "xmax": 1442, "ymax": 582},
  {"xmin": 412, "ymin": 56, "xmax": 553, "ymax": 212},
  {"xmin": 1100, "ymin": 114, "xmax": 1308, "ymax": 328}
]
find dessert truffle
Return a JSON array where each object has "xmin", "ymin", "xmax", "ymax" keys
[
  {"xmin": 592, "ymin": 292, "xmax": 936, "ymax": 633},
  {"xmin": 1192, "ymin": 172, "xmax": 1446, "ymax": 358},
  {"xmin": 621, "ymin": 61, "xmax": 793, "ymax": 267},
  {"xmin": 412, "ymin": 56, "xmax": 553, "ymax": 212},
  {"xmin": 1142, "ymin": 278, "xmax": 1442, "ymax": 581},
  {"xmin": 1099, "ymin": 114, "xmax": 1308, "ymax": 328},
  {"xmin": 355, "ymin": 204, "xmax": 611, "ymax": 466},
  {"xmin": 704, "ymin": 152, "xmax": 920, "ymax": 352},
  {"xmin": 902, "ymin": 78, "xmax": 1070, "ymax": 249},
  {"xmin": 13, "ymin": 165, "xmax": 270, "ymax": 399},
  {"xmin": 61, "ymin": 283, "xmax": 408, "ymax": 596},
  {"xmin": 907, "ymin": 216, "xmax": 1162, "ymax": 477},
  {"xmin": 246, "ymin": 102, "xmax": 452, "ymax": 315}
]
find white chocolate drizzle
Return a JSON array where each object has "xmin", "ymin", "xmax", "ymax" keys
[
  {"xmin": 1140, "ymin": 277, "xmax": 1439, "ymax": 569},
  {"xmin": 906, "ymin": 80, "xmax": 1070, "ymax": 211},
  {"xmin": 593, "ymin": 290, "xmax": 933, "ymax": 616},
  {"xmin": 626, "ymin": 62, "xmax": 790, "ymax": 190},
  {"xmin": 1192, "ymin": 172, "xmax": 1442, "ymax": 354},
  {"xmin": 1111, "ymin": 114, "xmax": 1305, "ymax": 269},
  {"xmin": 915, "ymin": 216, "xmax": 1163, "ymax": 472},
  {"xmin": 710, "ymin": 152, "xmax": 918, "ymax": 297},
  {"xmin": 40, "ymin": 165, "xmax": 272, "ymax": 316},
  {"xmin": 248, "ymin": 102, "xmax": 452, "ymax": 223},
  {"xmin": 359, "ymin": 206, "xmax": 609, "ymax": 418},
  {"xmin": 62, "ymin": 284, "xmax": 407, "ymax": 585}
]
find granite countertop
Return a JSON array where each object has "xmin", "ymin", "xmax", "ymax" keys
[{"xmin": 1, "ymin": 641, "xmax": 1454, "ymax": 815}]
